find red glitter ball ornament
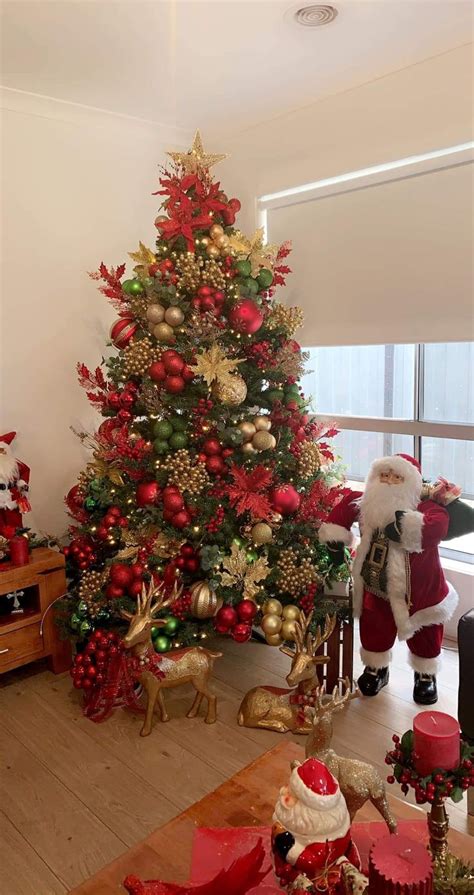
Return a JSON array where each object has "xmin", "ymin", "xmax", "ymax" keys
[
  {"xmin": 202, "ymin": 438, "xmax": 221, "ymax": 456},
  {"xmin": 206, "ymin": 456, "xmax": 226, "ymax": 476},
  {"xmin": 172, "ymin": 510, "xmax": 191, "ymax": 529},
  {"xmin": 165, "ymin": 375, "xmax": 185, "ymax": 394},
  {"xmin": 236, "ymin": 599, "xmax": 258, "ymax": 623},
  {"xmin": 231, "ymin": 623, "xmax": 252, "ymax": 643},
  {"xmin": 136, "ymin": 481, "xmax": 160, "ymax": 507},
  {"xmin": 163, "ymin": 491, "xmax": 184, "ymax": 513},
  {"xmin": 271, "ymin": 484, "xmax": 301, "ymax": 515},
  {"xmin": 215, "ymin": 605, "xmax": 238, "ymax": 630},
  {"xmin": 229, "ymin": 299, "xmax": 263, "ymax": 334},
  {"xmin": 109, "ymin": 563, "xmax": 134, "ymax": 589},
  {"xmin": 149, "ymin": 361, "xmax": 167, "ymax": 382}
]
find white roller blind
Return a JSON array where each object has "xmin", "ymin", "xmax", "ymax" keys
[{"xmin": 265, "ymin": 162, "xmax": 474, "ymax": 346}]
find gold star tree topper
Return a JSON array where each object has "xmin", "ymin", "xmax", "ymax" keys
[{"xmin": 167, "ymin": 131, "xmax": 228, "ymax": 175}]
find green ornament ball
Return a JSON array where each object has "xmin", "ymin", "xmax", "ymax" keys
[
  {"xmin": 151, "ymin": 625, "xmax": 160, "ymax": 639},
  {"xmin": 235, "ymin": 259, "xmax": 251, "ymax": 277},
  {"xmin": 164, "ymin": 615, "xmax": 179, "ymax": 636},
  {"xmin": 246, "ymin": 550, "xmax": 258, "ymax": 562},
  {"xmin": 169, "ymin": 431, "xmax": 188, "ymax": 449},
  {"xmin": 285, "ymin": 384, "xmax": 300, "ymax": 398},
  {"xmin": 153, "ymin": 438, "xmax": 170, "ymax": 455},
  {"xmin": 154, "ymin": 420, "xmax": 174, "ymax": 440},
  {"xmin": 77, "ymin": 600, "xmax": 89, "ymax": 617},
  {"xmin": 257, "ymin": 268, "xmax": 273, "ymax": 289},
  {"xmin": 244, "ymin": 277, "xmax": 259, "ymax": 295},
  {"xmin": 84, "ymin": 496, "xmax": 98, "ymax": 511},
  {"xmin": 154, "ymin": 635, "xmax": 170, "ymax": 653},
  {"xmin": 70, "ymin": 613, "xmax": 81, "ymax": 631},
  {"xmin": 80, "ymin": 620, "xmax": 92, "ymax": 637},
  {"xmin": 122, "ymin": 278, "xmax": 144, "ymax": 296},
  {"xmin": 169, "ymin": 415, "xmax": 187, "ymax": 432},
  {"xmin": 233, "ymin": 536, "xmax": 244, "ymax": 548},
  {"xmin": 266, "ymin": 388, "xmax": 284, "ymax": 404}
]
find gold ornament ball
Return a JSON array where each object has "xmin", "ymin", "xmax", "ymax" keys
[
  {"xmin": 282, "ymin": 604, "xmax": 301, "ymax": 621},
  {"xmin": 281, "ymin": 619, "xmax": 298, "ymax": 641},
  {"xmin": 251, "ymin": 522, "xmax": 273, "ymax": 545},
  {"xmin": 263, "ymin": 598, "xmax": 283, "ymax": 617},
  {"xmin": 190, "ymin": 580, "xmax": 220, "ymax": 619},
  {"xmin": 200, "ymin": 237, "xmax": 210, "ymax": 247},
  {"xmin": 146, "ymin": 303, "xmax": 166, "ymax": 324},
  {"xmin": 261, "ymin": 613, "xmax": 283, "ymax": 636},
  {"xmin": 266, "ymin": 633, "xmax": 283, "ymax": 646},
  {"xmin": 206, "ymin": 244, "xmax": 220, "ymax": 259},
  {"xmin": 241, "ymin": 442, "xmax": 257, "ymax": 455},
  {"xmin": 212, "ymin": 375, "xmax": 247, "ymax": 406},
  {"xmin": 215, "ymin": 234, "xmax": 229, "ymax": 249},
  {"xmin": 252, "ymin": 430, "xmax": 276, "ymax": 452},
  {"xmin": 164, "ymin": 306, "xmax": 185, "ymax": 327},
  {"xmin": 154, "ymin": 322, "xmax": 175, "ymax": 343},
  {"xmin": 254, "ymin": 415, "xmax": 272, "ymax": 432},
  {"xmin": 237, "ymin": 421, "xmax": 257, "ymax": 442},
  {"xmin": 209, "ymin": 224, "xmax": 224, "ymax": 240}
]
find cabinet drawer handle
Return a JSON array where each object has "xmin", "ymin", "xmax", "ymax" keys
[{"xmin": 0, "ymin": 648, "xmax": 9, "ymax": 654}]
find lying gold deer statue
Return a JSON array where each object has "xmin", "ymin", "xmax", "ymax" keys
[
  {"xmin": 237, "ymin": 612, "xmax": 336, "ymax": 734},
  {"xmin": 304, "ymin": 678, "xmax": 397, "ymax": 832},
  {"xmin": 120, "ymin": 581, "xmax": 222, "ymax": 737}
]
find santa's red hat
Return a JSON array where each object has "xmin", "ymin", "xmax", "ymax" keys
[
  {"xmin": 290, "ymin": 758, "xmax": 341, "ymax": 810},
  {"xmin": 0, "ymin": 432, "xmax": 16, "ymax": 446}
]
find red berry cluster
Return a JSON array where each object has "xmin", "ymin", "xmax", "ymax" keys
[
  {"xmin": 95, "ymin": 505, "xmax": 129, "ymax": 542},
  {"xmin": 172, "ymin": 591, "xmax": 192, "ymax": 621},
  {"xmin": 197, "ymin": 437, "xmax": 232, "ymax": 476},
  {"xmin": 105, "ymin": 561, "xmax": 145, "ymax": 599},
  {"xmin": 70, "ymin": 629, "xmax": 123, "ymax": 692},
  {"xmin": 149, "ymin": 350, "xmax": 194, "ymax": 395},
  {"xmin": 149, "ymin": 258, "xmax": 178, "ymax": 285},
  {"xmin": 220, "ymin": 196, "xmax": 241, "ymax": 227},
  {"xmin": 299, "ymin": 583, "xmax": 318, "ymax": 615},
  {"xmin": 63, "ymin": 536, "xmax": 97, "ymax": 571},
  {"xmin": 193, "ymin": 397, "xmax": 214, "ymax": 417},
  {"xmin": 191, "ymin": 285, "xmax": 226, "ymax": 317},
  {"xmin": 386, "ymin": 733, "xmax": 474, "ymax": 804},
  {"xmin": 214, "ymin": 600, "xmax": 257, "ymax": 642},
  {"xmin": 206, "ymin": 505, "xmax": 225, "ymax": 533},
  {"xmin": 107, "ymin": 382, "xmax": 138, "ymax": 414},
  {"xmin": 246, "ymin": 340, "xmax": 275, "ymax": 369},
  {"xmin": 162, "ymin": 485, "xmax": 195, "ymax": 530}
]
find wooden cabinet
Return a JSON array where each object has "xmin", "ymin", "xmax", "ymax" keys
[{"xmin": 0, "ymin": 548, "xmax": 71, "ymax": 674}]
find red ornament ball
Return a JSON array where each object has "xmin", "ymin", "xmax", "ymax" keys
[
  {"xmin": 163, "ymin": 354, "xmax": 185, "ymax": 376},
  {"xmin": 202, "ymin": 438, "xmax": 221, "ymax": 456},
  {"xmin": 206, "ymin": 456, "xmax": 226, "ymax": 476},
  {"xmin": 229, "ymin": 299, "xmax": 263, "ymax": 334},
  {"xmin": 165, "ymin": 375, "xmax": 185, "ymax": 394},
  {"xmin": 163, "ymin": 491, "xmax": 184, "ymax": 513},
  {"xmin": 109, "ymin": 563, "xmax": 134, "ymax": 589},
  {"xmin": 136, "ymin": 481, "xmax": 160, "ymax": 508},
  {"xmin": 271, "ymin": 484, "xmax": 301, "ymax": 515},
  {"xmin": 110, "ymin": 315, "xmax": 138, "ymax": 349},
  {"xmin": 215, "ymin": 605, "xmax": 238, "ymax": 630},
  {"xmin": 105, "ymin": 583, "xmax": 125, "ymax": 599},
  {"xmin": 172, "ymin": 510, "xmax": 191, "ymax": 529},
  {"xmin": 149, "ymin": 361, "xmax": 167, "ymax": 382},
  {"xmin": 231, "ymin": 623, "xmax": 252, "ymax": 643},
  {"xmin": 182, "ymin": 365, "xmax": 195, "ymax": 383},
  {"xmin": 128, "ymin": 579, "xmax": 143, "ymax": 598},
  {"xmin": 236, "ymin": 599, "xmax": 258, "ymax": 623}
]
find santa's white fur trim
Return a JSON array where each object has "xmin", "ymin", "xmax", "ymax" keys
[
  {"xmin": 398, "ymin": 510, "xmax": 424, "ymax": 553},
  {"xmin": 360, "ymin": 647, "xmax": 392, "ymax": 669},
  {"xmin": 290, "ymin": 765, "xmax": 341, "ymax": 811},
  {"xmin": 318, "ymin": 522, "xmax": 353, "ymax": 547},
  {"xmin": 369, "ymin": 456, "xmax": 422, "ymax": 494},
  {"xmin": 400, "ymin": 584, "xmax": 458, "ymax": 640},
  {"xmin": 408, "ymin": 652, "xmax": 441, "ymax": 675}
]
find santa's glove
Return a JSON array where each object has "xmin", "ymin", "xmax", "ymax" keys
[
  {"xmin": 384, "ymin": 511, "xmax": 406, "ymax": 543},
  {"xmin": 326, "ymin": 541, "xmax": 345, "ymax": 565},
  {"xmin": 274, "ymin": 830, "xmax": 295, "ymax": 862}
]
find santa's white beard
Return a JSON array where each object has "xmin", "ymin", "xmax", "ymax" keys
[
  {"xmin": 360, "ymin": 477, "xmax": 419, "ymax": 532},
  {"xmin": 273, "ymin": 794, "xmax": 349, "ymax": 843},
  {"xmin": 0, "ymin": 451, "xmax": 18, "ymax": 486}
]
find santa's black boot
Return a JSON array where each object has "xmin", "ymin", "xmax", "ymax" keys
[
  {"xmin": 413, "ymin": 672, "xmax": 438, "ymax": 705},
  {"xmin": 357, "ymin": 666, "xmax": 389, "ymax": 696}
]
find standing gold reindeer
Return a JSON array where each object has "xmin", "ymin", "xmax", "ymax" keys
[
  {"xmin": 120, "ymin": 581, "xmax": 223, "ymax": 737},
  {"xmin": 237, "ymin": 613, "xmax": 336, "ymax": 734},
  {"xmin": 304, "ymin": 679, "xmax": 397, "ymax": 832}
]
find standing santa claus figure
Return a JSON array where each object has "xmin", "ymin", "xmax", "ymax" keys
[
  {"xmin": 271, "ymin": 757, "xmax": 360, "ymax": 891},
  {"xmin": 319, "ymin": 454, "xmax": 459, "ymax": 705},
  {"xmin": 0, "ymin": 432, "xmax": 31, "ymax": 539}
]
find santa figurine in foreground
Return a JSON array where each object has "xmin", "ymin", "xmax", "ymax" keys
[
  {"xmin": 271, "ymin": 757, "xmax": 361, "ymax": 892},
  {"xmin": 319, "ymin": 453, "xmax": 465, "ymax": 705},
  {"xmin": 0, "ymin": 432, "xmax": 31, "ymax": 539}
]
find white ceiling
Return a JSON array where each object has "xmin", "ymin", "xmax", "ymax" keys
[{"xmin": 1, "ymin": 1, "xmax": 472, "ymax": 134}]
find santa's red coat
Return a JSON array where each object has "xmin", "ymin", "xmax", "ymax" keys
[
  {"xmin": 272, "ymin": 825, "xmax": 360, "ymax": 888},
  {"xmin": 0, "ymin": 459, "xmax": 31, "ymax": 538},
  {"xmin": 319, "ymin": 491, "xmax": 457, "ymax": 642}
]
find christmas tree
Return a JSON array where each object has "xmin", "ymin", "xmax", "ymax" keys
[{"xmin": 61, "ymin": 132, "xmax": 349, "ymax": 653}]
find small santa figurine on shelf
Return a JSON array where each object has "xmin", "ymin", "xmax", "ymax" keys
[
  {"xmin": 0, "ymin": 432, "xmax": 31, "ymax": 539},
  {"xmin": 318, "ymin": 453, "xmax": 468, "ymax": 706},
  {"xmin": 271, "ymin": 757, "xmax": 361, "ymax": 892}
]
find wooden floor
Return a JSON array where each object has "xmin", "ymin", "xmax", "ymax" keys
[{"xmin": 0, "ymin": 630, "xmax": 471, "ymax": 894}]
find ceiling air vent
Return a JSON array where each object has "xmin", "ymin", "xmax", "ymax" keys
[{"xmin": 294, "ymin": 5, "xmax": 338, "ymax": 27}]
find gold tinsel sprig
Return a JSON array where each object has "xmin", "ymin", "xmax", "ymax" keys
[
  {"xmin": 267, "ymin": 304, "xmax": 304, "ymax": 336},
  {"xmin": 275, "ymin": 343, "xmax": 309, "ymax": 380},
  {"xmin": 123, "ymin": 337, "xmax": 162, "ymax": 377},
  {"xmin": 297, "ymin": 441, "xmax": 322, "ymax": 478},
  {"xmin": 276, "ymin": 548, "xmax": 319, "ymax": 596},
  {"xmin": 160, "ymin": 450, "xmax": 210, "ymax": 495}
]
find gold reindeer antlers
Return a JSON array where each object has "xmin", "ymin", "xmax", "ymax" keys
[
  {"xmin": 281, "ymin": 611, "xmax": 336, "ymax": 661},
  {"xmin": 313, "ymin": 677, "xmax": 360, "ymax": 717},
  {"xmin": 120, "ymin": 579, "xmax": 181, "ymax": 622}
]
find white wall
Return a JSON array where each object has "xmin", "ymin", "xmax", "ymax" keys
[{"xmin": 0, "ymin": 88, "xmax": 190, "ymax": 537}]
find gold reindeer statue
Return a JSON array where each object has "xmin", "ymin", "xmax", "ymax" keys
[
  {"xmin": 120, "ymin": 581, "xmax": 223, "ymax": 737},
  {"xmin": 237, "ymin": 613, "xmax": 336, "ymax": 734},
  {"xmin": 304, "ymin": 678, "xmax": 397, "ymax": 833}
]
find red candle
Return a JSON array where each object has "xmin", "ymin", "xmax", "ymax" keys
[
  {"xmin": 9, "ymin": 535, "xmax": 30, "ymax": 566},
  {"xmin": 413, "ymin": 711, "xmax": 460, "ymax": 776},
  {"xmin": 369, "ymin": 834, "xmax": 433, "ymax": 894}
]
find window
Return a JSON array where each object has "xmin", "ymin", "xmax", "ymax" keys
[{"xmin": 303, "ymin": 342, "xmax": 474, "ymax": 561}]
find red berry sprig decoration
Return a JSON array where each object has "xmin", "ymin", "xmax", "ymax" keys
[
  {"xmin": 70, "ymin": 629, "xmax": 124, "ymax": 693},
  {"xmin": 385, "ymin": 730, "xmax": 474, "ymax": 804}
]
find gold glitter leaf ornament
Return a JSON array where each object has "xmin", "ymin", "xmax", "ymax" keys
[
  {"xmin": 129, "ymin": 242, "xmax": 156, "ymax": 272},
  {"xmin": 228, "ymin": 228, "xmax": 279, "ymax": 276},
  {"xmin": 191, "ymin": 343, "xmax": 244, "ymax": 387},
  {"xmin": 220, "ymin": 543, "xmax": 269, "ymax": 600}
]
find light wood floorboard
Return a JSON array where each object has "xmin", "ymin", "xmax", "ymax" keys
[{"xmin": 0, "ymin": 631, "xmax": 471, "ymax": 894}]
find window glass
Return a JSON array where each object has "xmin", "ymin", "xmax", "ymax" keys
[
  {"xmin": 421, "ymin": 437, "xmax": 474, "ymax": 498},
  {"xmin": 303, "ymin": 344, "xmax": 415, "ymax": 418},
  {"xmin": 423, "ymin": 342, "xmax": 474, "ymax": 425},
  {"xmin": 333, "ymin": 430, "xmax": 413, "ymax": 481}
]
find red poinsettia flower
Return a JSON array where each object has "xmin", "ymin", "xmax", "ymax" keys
[{"xmin": 226, "ymin": 464, "xmax": 274, "ymax": 519}]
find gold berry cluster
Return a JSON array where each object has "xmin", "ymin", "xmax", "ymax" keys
[
  {"xmin": 176, "ymin": 253, "xmax": 204, "ymax": 292},
  {"xmin": 201, "ymin": 259, "xmax": 227, "ymax": 290},
  {"xmin": 276, "ymin": 548, "xmax": 319, "ymax": 596},
  {"xmin": 161, "ymin": 450, "xmax": 210, "ymax": 495},
  {"xmin": 297, "ymin": 441, "xmax": 322, "ymax": 477},
  {"xmin": 123, "ymin": 337, "xmax": 162, "ymax": 377},
  {"xmin": 78, "ymin": 569, "xmax": 107, "ymax": 607},
  {"xmin": 267, "ymin": 304, "xmax": 304, "ymax": 336}
]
